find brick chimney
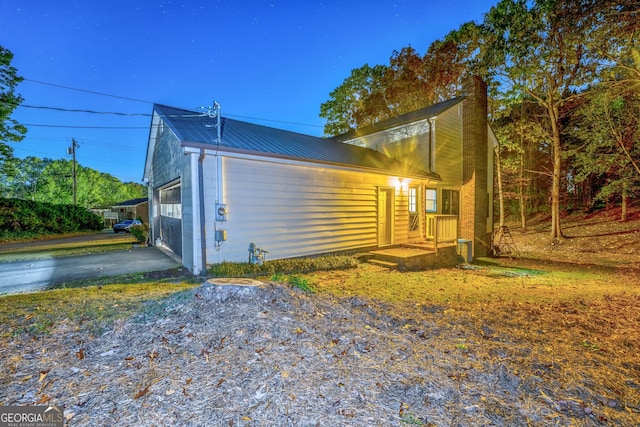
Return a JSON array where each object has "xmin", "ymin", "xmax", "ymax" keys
[{"xmin": 460, "ymin": 76, "xmax": 491, "ymax": 257}]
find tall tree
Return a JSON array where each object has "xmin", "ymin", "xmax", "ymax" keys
[
  {"xmin": 481, "ymin": 0, "xmax": 605, "ymax": 239},
  {"xmin": 319, "ymin": 64, "xmax": 388, "ymax": 136},
  {"xmin": 6, "ymin": 156, "xmax": 52, "ymax": 200},
  {"xmin": 0, "ymin": 46, "xmax": 26, "ymax": 175}
]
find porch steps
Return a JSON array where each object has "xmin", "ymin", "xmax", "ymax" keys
[
  {"xmin": 367, "ymin": 259, "xmax": 399, "ymax": 269},
  {"xmin": 365, "ymin": 244, "xmax": 458, "ymax": 270}
]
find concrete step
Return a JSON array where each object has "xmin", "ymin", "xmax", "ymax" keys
[{"xmin": 367, "ymin": 259, "xmax": 398, "ymax": 269}]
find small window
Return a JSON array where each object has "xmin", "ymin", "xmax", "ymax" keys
[{"xmin": 425, "ymin": 188, "xmax": 437, "ymax": 213}]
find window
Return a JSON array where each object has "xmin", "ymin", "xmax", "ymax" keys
[
  {"xmin": 160, "ymin": 185, "xmax": 182, "ymax": 219},
  {"xmin": 409, "ymin": 186, "xmax": 419, "ymax": 232},
  {"xmin": 425, "ymin": 188, "xmax": 437, "ymax": 213},
  {"xmin": 442, "ymin": 189, "xmax": 459, "ymax": 215},
  {"xmin": 408, "ymin": 187, "xmax": 418, "ymax": 213}
]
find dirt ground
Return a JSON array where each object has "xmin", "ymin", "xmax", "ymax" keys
[{"xmin": 1, "ymin": 208, "xmax": 639, "ymax": 426}]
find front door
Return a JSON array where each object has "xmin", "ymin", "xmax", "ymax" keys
[{"xmin": 378, "ymin": 188, "xmax": 393, "ymax": 246}]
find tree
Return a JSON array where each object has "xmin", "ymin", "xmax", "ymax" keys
[
  {"xmin": 382, "ymin": 46, "xmax": 433, "ymax": 115},
  {"xmin": 569, "ymin": 83, "xmax": 640, "ymax": 220},
  {"xmin": 5, "ymin": 156, "xmax": 52, "ymax": 200},
  {"xmin": 0, "ymin": 46, "xmax": 26, "ymax": 175},
  {"xmin": 319, "ymin": 64, "xmax": 388, "ymax": 136},
  {"xmin": 493, "ymin": 97, "xmax": 549, "ymax": 229},
  {"xmin": 4, "ymin": 158, "xmax": 146, "ymax": 208},
  {"xmin": 481, "ymin": 0, "xmax": 607, "ymax": 239}
]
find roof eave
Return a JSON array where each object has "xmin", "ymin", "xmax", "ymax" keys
[{"xmin": 182, "ymin": 141, "xmax": 441, "ymax": 181}]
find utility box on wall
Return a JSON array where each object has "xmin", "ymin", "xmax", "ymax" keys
[
  {"xmin": 215, "ymin": 204, "xmax": 227, "ymax": 221},
  {"xmin": 215, "ymin": 229, "xmax": 227, "ymax": 242},
  {"xmin": 457, "ymin": 239, "xmax": 473, "ymax": 263}
]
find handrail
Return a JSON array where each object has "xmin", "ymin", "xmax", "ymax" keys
[{"xmin": 426, "ymin": 214, "xmax": 458, "ymax": 251}]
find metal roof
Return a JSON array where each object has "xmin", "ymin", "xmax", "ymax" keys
[
  {"xmin": 330, "ymin": 96, "xmax": 465, "ymax": 142},
  {"xmin": 153, "ymin": 104, "xmax": 440, "ymax": 180}
]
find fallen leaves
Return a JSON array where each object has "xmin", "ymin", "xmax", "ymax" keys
[{"xmin": 133, "ymin": 384, "xmax": 150, "ymax": 399}]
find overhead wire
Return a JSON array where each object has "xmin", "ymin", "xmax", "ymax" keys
[{"xmin": 19, "ymin": 78, "xmax": 325, "ymax": 129}]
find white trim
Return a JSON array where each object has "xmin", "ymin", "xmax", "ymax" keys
[
  {"xmin": 190, "ymin": 153, "xmax": 203, "ymax": 274},
  {"xmin": 429, "ymin": 117, "xmax": 437, "ymax": 172},
  {"xmin": 216, "ymin": 155, "xmax": 223, "ymax": 204}
]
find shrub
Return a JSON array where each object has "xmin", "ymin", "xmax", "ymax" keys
[
  {"xmin": 130, "ymin": 223, "xmax": 150, "ymax": 244},
  {"xmin": 0, "ymin": 198, "xmax": 104, "ymax": 240},
  {"xmin": 207, "ymin": 255, "xmax": 359, "ymax": 278}
]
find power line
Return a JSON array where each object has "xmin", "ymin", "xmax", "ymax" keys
[
  {"xmin": 23, "ymin": 79, "xmax": 154, "ymax": 104},
  {"xmin": 21, "ymin": 78, "xmax": 325, "ymax": 129},
  {"xmin": 23, "ymin": 124, "xmax": 149, "ymax": 129},
  {"xmin": 20, "ymin": 104, "xmax": 152, "ymax": 117}
]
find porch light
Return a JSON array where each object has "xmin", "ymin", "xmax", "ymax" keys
[{"xmin": 394, "ymin": 178, "xmax": 409, "ymax": 191}]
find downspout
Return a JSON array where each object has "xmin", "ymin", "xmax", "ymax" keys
[
  {"xmin": 428, "ymin": 117, "xmax": 436, "ymax": 172},
  {"xmin": 199, "ymin": 101, "xmax": 222, "ymax": 270},
  {"xmin": 198, "ymin": 148, "xmax": 207, "ymax": 274}
]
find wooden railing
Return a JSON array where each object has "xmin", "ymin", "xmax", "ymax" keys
[{"xmin": 425, "ymin": 214, "xmax": 458, "ymax": 250}]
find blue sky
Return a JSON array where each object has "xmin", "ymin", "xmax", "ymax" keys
[{"xmin": 2, "ymin": 0, "xmax": 496, "ymax": 183}]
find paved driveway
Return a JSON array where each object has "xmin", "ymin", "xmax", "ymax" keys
[{"xmin": 0, "ymin": 232, "xmax": 181, "ymax": 294}]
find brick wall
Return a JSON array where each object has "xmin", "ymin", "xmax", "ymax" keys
[{"xmin": 460, "ymin": 77, "xmax": 490, "ymax": 257}]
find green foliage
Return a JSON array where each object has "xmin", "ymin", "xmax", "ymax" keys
[
  {"xmin": 0, "ymin": 197, "xmax": 103, "ymax": 240},
  {"xmin": 319, "ymin": 40, "xmax": 475, "ymax": 137},
  {"xmin": 287, "ymin": 275, "xmax": 316, "ymax": 293},
  {"xmin": 319, "ymin": 64, "xmax": 388, "ymax": 136},
  {"xmin": 0, "ymin": 45, "xmax": 27, "ymax": 176},
  {"xmin": 130, "ymin": 222, "xmax": 150, "ymax": 244},
  {"xmin": 0, "ymin": 157, "xmax": 145, "ymax": 207},
  {"xmin": 208, "ymin": 255, "xmax": 359, "ymax": 278},
  {"xmin": 130, "ymin": 223, "xmax": 148, "ymax": 242}
]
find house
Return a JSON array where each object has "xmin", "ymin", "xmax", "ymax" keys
[
  {"xmin": 111, "ymin": 198, "xmax": 149, "ymax": 223},
  {"xmin": 92, "ymin": 197, "xmax": 149, "ymax": 227},
  {"xmin": 143, "ymin": 77, "xmax": 494, "ymax": 274}
]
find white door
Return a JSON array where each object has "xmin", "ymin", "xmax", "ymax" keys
[{"xmin": 378, "ymin": 188, "xmax": 393, "ymax": 246}]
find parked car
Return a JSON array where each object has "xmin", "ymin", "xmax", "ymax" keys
[{"xmin": 113, "ymin": 219, "xmax": 142, "ymax": 233}]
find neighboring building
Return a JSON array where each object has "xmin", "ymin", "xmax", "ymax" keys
[
  {"xmin": 111, "ymin": 198, "xmax": 149, "ymax": 223},
  {"xmin": 143, "ymin": 77, "xmax": 494, "ymax": 274}
]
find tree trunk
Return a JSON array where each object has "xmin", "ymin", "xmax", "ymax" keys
[
  {"xmin": 496, "ymin": 145, "xmax": 505, "ymax": 228},
  {"xmin": 621, "ymin": 184, "xmax": 628, "ymax": 222},
  {"xmin": 518, "ymin": 132, "xmax": 527, "ymax": 231},
  {"xmin": 548, "ymin": 103, "xmax": 565, "ymax": 240}
]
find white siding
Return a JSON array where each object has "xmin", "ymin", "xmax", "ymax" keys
[
  {"xmin": 433, "ymin": 105, "xmax": 463, "ymax": 187},
  {"xmin": 204, "ymin": 156, "xmax": 408, "ymax": 263}
]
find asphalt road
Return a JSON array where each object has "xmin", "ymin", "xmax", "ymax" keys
[{"xmin": 0, "ymin": 233, "xmax": 181, "ymax": 294}]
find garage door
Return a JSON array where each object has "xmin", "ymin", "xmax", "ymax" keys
[{"xmin": 160, "ymin": 184, "xmax": 182, "ymax": 256}]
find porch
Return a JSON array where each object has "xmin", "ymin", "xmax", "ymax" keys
[{"xmin": 364, "ymin": 214, "xmax": 462, "ymax": 270}]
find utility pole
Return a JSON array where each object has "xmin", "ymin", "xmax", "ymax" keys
[{"xmin": 67, "ymin": 139, "xmax": 78, "ymax": 206}]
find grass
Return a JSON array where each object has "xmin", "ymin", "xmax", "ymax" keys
[
  {"xmin": 0, "ymin": 233, "xmax": 137, "ymax": 262},
  {"xmin": 0, "ymin": 282, "xmax": 198, "ymax": 338},
  {"xmin": 305, "ymin": 258, "xmax": 640, "ymax": 306}
]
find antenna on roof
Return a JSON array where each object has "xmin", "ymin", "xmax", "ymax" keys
[{"xmin": 201, "ymin": 101, "xmax": 222, "ymax": 144}]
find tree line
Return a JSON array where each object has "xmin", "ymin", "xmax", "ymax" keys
[
  {"xmin": 1, "ymin": 46, "xmax": 144, "ymax": 210},
  {"xmin": 320, "ymin": 0, "xmax": 639, "ymax": 237},
  {"xmin": 0, "ymin": 156, "xmax": 146, "ymax": 208}
]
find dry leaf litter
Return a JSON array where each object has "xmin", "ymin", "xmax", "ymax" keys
[{"xmin": 3, "ymin": 274, "xmax": 638, "ymax": 426}]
